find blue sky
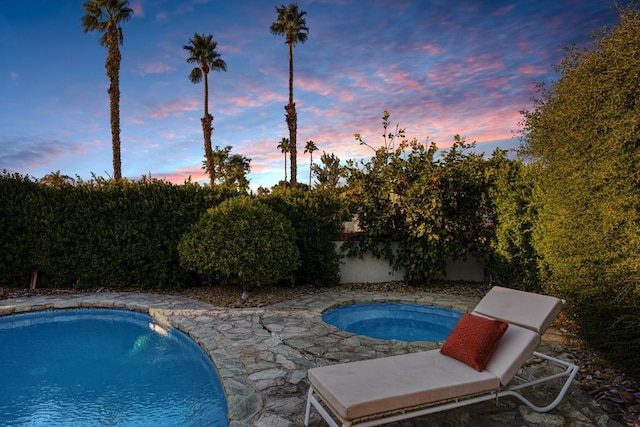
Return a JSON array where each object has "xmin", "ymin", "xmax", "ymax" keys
[{"xmin": 0, "ymin": 0, "xmax": 620, "ymax": 190}]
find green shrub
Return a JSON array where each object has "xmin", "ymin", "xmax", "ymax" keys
[
  {"xmin": 263, "ymin": 187, "xmax": 343, "ymax": 286},
  {"xmin": 178, "ymin": 196, "xmax": 300, "ymax": 289},
  {"xmin": 484, "ymin": 155, "xmax": 542, "ymax": 292},
  {"xmin": 345, "ymin": 133, "xmax": 493, "ymax": 284},
  {"xmin": 0, "ymin": 171, "xmax": 42, "ymax": 286},
  {"xmin": 520, "ymin": 3, "xmax": 640, "ymax": 378},
  {"xmin": 0, "ymin": 173, "xmax": 232, "ymax": 289}
]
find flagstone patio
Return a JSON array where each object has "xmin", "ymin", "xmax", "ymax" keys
[{"xmin": 0, "ymin": 291, "xmax": 621, "ymax": 426}]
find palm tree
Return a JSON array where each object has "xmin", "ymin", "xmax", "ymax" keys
[
  {"xmin": 81, "ymin": 0, "xmax": 133, "ymax": 181},
  {"xmin": 304, "ymin": 139, "xmax": 318, "ymax": 189},
  {"xmin": 277, "ymin": 137, "xmax": 290, "ymax": 182},
  {"xmin": 270, "ymin": 3, "xmax": 309, "ymax": 186},
  {"xmin": 183, "ymin": 33, "xmax": 227, "ymax": 186},
  {"xmin": 40, "ymin": 171, "xmax": 76, "ymax": 187}
]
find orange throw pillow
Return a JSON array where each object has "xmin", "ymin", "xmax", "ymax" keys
[{"xmin": 440, "ymin": 313, "xmax": 508, "ymax": 372}]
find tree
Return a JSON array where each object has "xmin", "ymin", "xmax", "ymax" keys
[
  {"xmin": 304, "ymin": 139, "xmax": 318, "ymax": 188},
  {"xmin": 40, "ymin": 171, "xmax": 76, "ymax": 187},
  {"xmin": 270, "ymin": 3, "xmax": 309, "ymax": 186},
  {"xmin": 312, "ymin": 152, "xmax": 344, "ymax": 193},
  {"xmin": 81, "ymin": 0, "xmax": 133, "ymax": 181},
  {"xmin": 183, "ymin": 33, "xmax": 227, "ymax": 186},
  {"xmin": 209, "ymin": 145, "xmax": 251, "ymax": 192},
  {"xmin": 345, "ymin": 112, "xmax": 493, "ymax": 283},
  {"xmin": 277, "ymin": 137, "xmax": 290, "ymax": 182},
  {"xmin": 520, "ymin": 3, "xmax": 640, "ymax": 377}
]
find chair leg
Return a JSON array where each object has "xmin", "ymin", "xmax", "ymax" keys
[
  {"xmin": 305, "ymin": 386, "xmax": 342, "ymax": 427},
  {"xmin": 500, "ymin": 351, "xmax": 579, "ymax": 413},
  {"xmin": 304, "ymin": 387, "xmax": 313, "ymax": 426}
]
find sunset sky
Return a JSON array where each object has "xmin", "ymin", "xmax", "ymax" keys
[{"xmin": 0, "ymin": 0, "xmax": 620, "ymax": 190}]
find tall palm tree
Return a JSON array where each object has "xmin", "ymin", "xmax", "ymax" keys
[
  {"xmin": 183, "ymin": 33, "xmax": 227, "ymax": 186},
  {"xmin": 277, "ymin": 137, "xmax": 290, "ymax": 182},
  {"xmin": 270, "ymin": 3, "xmax": 309, "ymax": 186},
  {"xmin": 81, "ymin": 0, "xmax": 133, "ymax": 181},
  {"xmin": 304, "ymin": 139, "xmax": 318, "ymax": 189}
]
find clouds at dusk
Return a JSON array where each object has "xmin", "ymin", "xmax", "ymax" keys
[{"xmin": 0, "ymin": 0, "xmax": 619, "ymax": 189}]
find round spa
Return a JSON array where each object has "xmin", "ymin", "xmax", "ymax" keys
[
  {"xmin": 322, "ymin": 302, "xmax": 463, "ymax": 342},
  {"xmin": 0, "ymin": 308, "xmax": 228, "ymax": 426}
]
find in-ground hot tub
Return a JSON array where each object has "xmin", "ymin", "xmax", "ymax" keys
[{"xmin": 322, "ymin": 302, "xmax": 463, "ymax": 342}]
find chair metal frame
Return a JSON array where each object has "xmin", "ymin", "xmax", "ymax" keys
[{"xmin": 304, "ymin": 351, "xmax": 579, "ymax": 427}]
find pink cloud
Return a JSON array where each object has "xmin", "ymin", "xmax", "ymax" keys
[
  {"xmin": 129, "ymin": 117, "xmax": 145, "ymax": 125},
  {"xmin": 493, "ymin": 5, "xmax": 515, "ymax": 16},
  {"xmin": 225, "ymin": 90, "xmax": 286, "ymax": 108},
  {"xmin": 417, "ymin": 43, "xmax": 442, "ymax": 56},
  {"xmin": 518, "ymin": 64, "xmax": 547, "ymax": 75},
  {"xmin": 150, "ymin": 98, "xmax": 200, "ymax": 119},
  {"xmin": 136, "ymin": 61, "xmax": 175, "ymax": 76},
  {"xmin": 483, "ymin": 76, "xmax": 510, "ymax": 89},
  {"xmin": 130, "ymin": 0, "xmax": 144, "ymax": 17},
  {"xmin": 71, "ymin": 143, "xmax": 87, "ymax": 154},
  {"xmin": 463, "ymin": 54, "xmax": 504, "ymax": 75},
  {"xmin": 375, "ymin": 70, "xmax": 424, "ymax": 92},
  {"xmin": 297, "ymin": 76, "xmax": 333, "ymax": 96},
  {"xmin": 349, "ymin": 72, "xmax": 380, "ymax": 91},
  {"xmin": 156, "ymin": 166, "xmax": 208, "ymax": 185},
  {"xmin": 157, "ymin": 130, "xmax": 178, "ymax": 139},
  {"xmin": 426, "ymin": 63, "xmax": 465, "ymax": 87}
]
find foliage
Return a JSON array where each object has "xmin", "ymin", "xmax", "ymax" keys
[
  {"xmin": 277, "ymin": 137, "xmax": 290, "ymax": 182},
  {"xmin": 81, "ymin": 0, "xmax": 133, "ymax": 181},
  {"xmin": 0, "ymin": 171, "xmax": 42, "ymax": 286},
  {"xmin": 209, "ymin": 145, "xmax": 251, "ymax": 192},
  {"xmin": 304, "ymin": 140, "xmax": 318, "ymax": 188},
  {"xmin": 484, "ymin": 152, "xmax": 542, "ymax": 292},
  {"xmin": 345, "ymin": 113, "xmax": 495, "ymax": 283},
  {"xmin": 0, "ymin": 172, "xmax": 233, "ymax": 289},
  {"xmin": 311, "ymin": 152, "xmax": 346, "ymax": 193},
  {"xmin": 178, "ymin": 196, "xmax": 300, "ymax": 288},
  {"xmin": 183, "ymin": 32, "xmax": 227, "ymax": 186},
  {"xmin": 263, "ymin": 187, "xmax": 343, "ymax": 286},
  {"xmin": 520, "ymin": 3, "xmax": 640, "ymax": 377}
]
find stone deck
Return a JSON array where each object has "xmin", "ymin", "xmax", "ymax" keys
[{"xmin": 0, "ymin": 291, "xmax": 622, "ymax": 426}]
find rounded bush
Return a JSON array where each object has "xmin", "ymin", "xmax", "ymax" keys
[{"xmin": 178, "ymin": 196, "xmax": 300, "ymax": 288}]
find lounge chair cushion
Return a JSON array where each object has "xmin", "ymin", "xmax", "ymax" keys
[
  {"xmin": 472, "ymin": 286, "xmax": 563, "ymax": 334},
  {"xmin": 484, "ymin": 323, "xmax": 541, "ymax": 385},
  {"xmin": 440, "ymin": 313, "xmax": 508, "ymax": 371},
  {"xmin": 308, "ymin": 350, "xmax": 500, "ymax": 422}
]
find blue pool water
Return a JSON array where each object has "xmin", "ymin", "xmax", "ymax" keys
[
  {"xmin": 0, "ymin": 309, "xmax": 228, "ymax": 426},
  {"xmin": 322, "ymin": 302, "xmax": 463, "ymax": 342}
]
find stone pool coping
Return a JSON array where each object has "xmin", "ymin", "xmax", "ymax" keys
[{"xmin": 0, "ymin": 291, "xmax": 616, "ymax": 426}]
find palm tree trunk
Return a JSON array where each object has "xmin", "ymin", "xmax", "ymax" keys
[
  {"xmin": 309, "ymin": 152, "xmax": 313, "ymax": 188},
  {"xmin": 287, "ymin": 42, "xmax": 297, "ymax": 186},
  {"xmin": 106, "ymin": 24, "xmax": 122, "ymax": 181},
  {"xmin": 202, "ymin": 71, "xmax": 215, "ymax": 185}
]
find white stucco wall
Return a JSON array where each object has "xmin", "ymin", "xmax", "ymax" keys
[{"xmin": 335, "ymin": 242, "xmax": 485, "ymax": 283}]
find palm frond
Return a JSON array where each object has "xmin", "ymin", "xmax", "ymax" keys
[{"xmin": 189, "ymin": 67, "xmax": 203, "ymax": 84}]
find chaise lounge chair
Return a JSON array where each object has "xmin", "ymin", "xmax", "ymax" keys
[{"xmin": 304, "ymin": 286, "xmax": 579, "ymax": 427}]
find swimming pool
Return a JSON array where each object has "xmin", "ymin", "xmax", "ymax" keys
[
  {"xmin": 322, "ymin": 302, "xmax": 463, "ymax": 342},
  {"xmin": 0, "ymin": 308, "xmax": 228, "ymax": 426}
]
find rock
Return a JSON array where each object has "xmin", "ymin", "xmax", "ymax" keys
[
  {"xmin": 254, "ymin": 414, "xmax": 291, "ymax": 427},
  {"xmin": 519, "ymin": 406, "xmax": 565, "ymax": 426}
]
